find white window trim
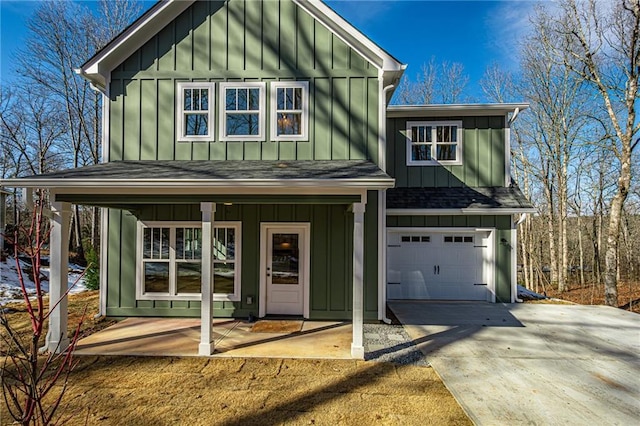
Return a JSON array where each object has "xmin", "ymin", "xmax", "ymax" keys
[
  {"xmin": 270, "ymin": 81, "xmax": 309, "ymax": 141},
  {"xmin": 176, "ymin": 82, "xmax": 215, "ymax": 142},
  {"xmin": 136, "ymin": 221, "xmax": 242, "ymax": 302},
  {"xmin": 219, "ymin": 82, "xmax": 266, "ymax": 141},
  {"xmin": 406, "ymin": 120, "xmax": 463, "ymax": 166}
]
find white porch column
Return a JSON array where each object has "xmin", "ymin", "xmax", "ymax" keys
[
  {"xmin": 199, "ymin": 202, "xmax": 216, "ymax": 355},
  {"xmin": 351, "ymin": 202, "xmax": 366, "ymax": 359},
  {"xmin": 45, "ymin": 201, "xmax": 71, "ymax": 353}
]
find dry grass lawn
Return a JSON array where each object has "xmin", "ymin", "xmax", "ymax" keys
[{"xmin": 1, "ymin": 293, "xmax": 471, "ymax": 425}]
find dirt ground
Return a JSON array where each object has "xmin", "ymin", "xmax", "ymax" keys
[
  {"xmin": 1, "ymin": 292, "xmax": 471, "ymax": 425},
  {"xmin": 530, "ymin": 280, "xmax": 640, "ymax": 314}
]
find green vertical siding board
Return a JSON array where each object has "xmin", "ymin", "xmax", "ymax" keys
[
  {"xmin": 464, "ymin": 128, "xmax": 479, "ymax": 187},
  {"xmin": 226, "ymin": 0, "xmax": 244, "ymax": 71},
  {"xmin": 481, "ymin": 216, "xmax": 497, "ymax": 228},
  {"xmin": 244, "ymin": 0, "xmax": 262, "ymax": 71},
  {"xmin": 109, "ymin": 80, "xmax": 124, "ymax": 161},
  {"xmin": 210, "ymin": 140, "xmax": 227, "ymax": 160},
  {"xmin": 192, "ymin": 1, "xmax": 210, "ymax": 71},
  {"xmin": 226, "ymin": 142, "xmax": 244, "ymax": 160},
  {"xmin": 453, "ymin": 216, "xmax": 466, "ymax": 227},
  {"xmin": 157, "ymin": 79, "xmax": 175, "ymax": 160},
  {"xmin": 279, "ymin": 142, "xmax": 296, "ymax": 160},
  {"xmin": 136, "ymin": 300, "xmax": 153, "ymax": 308},
  {"xmin": 466, "ymin": 216, "xmax": 482, "ymax": 227},
  {"xmin": 349, "ymin": 78, "xmax": 366, "ymax": 160},
  {"xmin": 157, "ymin": 24, "xmax": 175, "ymax": 71},
  {"xmin": 296, "ymin": 8, "xmax": 314, "ymax": 70},
  {"xmin": 243, "ymin": 142, "xmax": 261, "ymax": 160},
  {"xmin": 411, "ymin": 216, "xmax": 426, "ymax": 227},
  {"xmin": 123, "ymin": 80, "xmax": 141, "ymax": 160},
  {"xmin": 279, "ymin": 0, "xmax": 296, "ymax": 70},
  {"xmin": 313, "ymin": 19, "xmax": 331, "ymax": 70},
  {"xmin": 426, "ymin": 216, "xmax": 439, "ymax": 227},
  {"xmin": 477, "ymin": 128, "xmax": 492, "ymax": 186},
  {"xmin": 311, "ymin": 206, "xmax": 328, "ymax": 311},
  {"xmin": 496, "ymin": 215, "xmax": 511, "ymax": 229},
  {"xmin": 386, "ymin": 216, "xmax": 397, "ymax": 227},
  {"xmin": 395, "ymin": 122, "xmax": 408, "ymax": 186},
  {"xmin": 122, "ymin": 50, "xmax": 139, "ymax": 72},
  {"xmin": 331, "ymin": 78, "xmax": 348, "ymax": 159},
  {"xmin": 329, "ymin": 207, "xmax": 346, "ymax": 311},
  {"xmin": 367, "ymin": 78, "xmax": 378, "ymax": 164},
  {"xmin": 397, "ymin": 216, "xmax": 412, "ymax": 227},
  {"xmin": 210, "ymin": 2, "xmax": 227, "ymax": 70},
  {"xmin": 261, "ymin": 0, "xmax": 279, "ymax": 70},
  {"xmin": 140, "ymin": 79, "xmax": 158, "ymax": 160},
  {"xmin": 331, "ymin": 34, "xmax": 349, "ymax": 70},
  {"xmin": 491, "ymin": 127, "xmax": 505, "ymax": 186},
  {"xmin": 260, "ymin": 140, "xmax": 279, "ymax": 160},
  {"xmin": 119, "ymin": 213, "xmax": 137, "ymax": 308},
  {"xmin": 106, "ymin": 210, "xmax": 120, "ymax": 309},
  {"xmin": 313, "ymin": 78, "xmax": 331, "ymax": 159},
  {"xmin": 174, "ymin": 10, "xmax": 193, "ymax": 71},
  {"xmin": 495, "ymin": 229, "xmax": 512, "ymax": 302},
  {"xmin": 439, "ymin": 216, "xmax": 453, "ymax": 227},
  {"xmin": 140, "ymin": 38, "xmax": 157, "ymax": 71}
]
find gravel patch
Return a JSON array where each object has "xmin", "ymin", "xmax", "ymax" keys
[{"xmin": 364, "ymin": 322, "xmax": 429, "ymax": 366}]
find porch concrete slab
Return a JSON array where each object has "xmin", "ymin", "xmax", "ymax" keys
[
  {"xmin": 75, "ymin": 318, "xmax": 352, "ymax": 359},
  {"xmin": 389, "ymin": 301, "xmax": 640, "ymax": 426}
]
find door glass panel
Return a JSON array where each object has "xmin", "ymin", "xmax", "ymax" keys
[{"xmin": 271, "ymin": 233, "xmax": 299, "ymax": 285}]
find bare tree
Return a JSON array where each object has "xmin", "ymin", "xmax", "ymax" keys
[
  {"xmin": 392, "ymin": 57, "xmax": 471, "ymax": 104},
  {"xmin": 534, "ymin": 0, "xmax": 640, "ymax": 306}
]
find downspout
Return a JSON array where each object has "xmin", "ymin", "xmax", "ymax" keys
[
  {"xmin": 508, "ymin": 108, "xmax": 524, "ymax": 303},
  {"xmin": 379, "ymin": 82, "xmax": 395, "ymax": 324},
  {"xmin": 512, "ymin": 213, "xmax": 528, "ymax": 303}
]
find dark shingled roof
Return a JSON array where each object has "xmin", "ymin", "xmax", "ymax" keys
[
  {"xmin": 19, "ymin": 160, "xmax": 392, "ymax": 182},
  {"xmin": 387, "ymin": 186, "xmax": 535, "ymax": 210}
]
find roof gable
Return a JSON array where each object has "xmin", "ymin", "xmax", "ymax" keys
[{"xmin": 79, "ymin": 0, "xmax": 405, "ymax": 90}]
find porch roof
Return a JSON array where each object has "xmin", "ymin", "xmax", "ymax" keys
[
  {"xmin": 386, "ymin": 186, "xmax": 537, "ymax": 215},
  {"xmin": 1, "ymin": 160, "xmax": 395, "ymax": 192}
]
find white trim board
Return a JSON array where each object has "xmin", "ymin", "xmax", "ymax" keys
[{"xmin": 387, "ymin": 208, "xmax": 537, "ymax": 216}]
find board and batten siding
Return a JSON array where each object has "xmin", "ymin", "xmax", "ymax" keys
[
  {"xmin": 108, "ymin": 0, "xmax": 380, "ymax": 164},
  {"xmin": 386, "ymin": 214, "xmax": 513, "ymax": 302},
  {"xmin": 104, "ymin": 192, "xmax": 380, "ymax": 320},
  {"xmin": 386, "ymin": 116, "xmax": 506, "ymax": 188}
]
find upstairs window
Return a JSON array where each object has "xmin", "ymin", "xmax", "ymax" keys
[
  {"xmin": 220, "ymin": 82, "xmax": 266, "ymax": 141},
  {"xmin": 406, "ymin": 121, "xmax": 463, "ymax": 166},
  {"xmin": 270, "ymin": 81, "xmax": 309, "ymax": 141},
  {"xmin": 177, "ymin": 82, "xmax": 214, "ymax": 141}
]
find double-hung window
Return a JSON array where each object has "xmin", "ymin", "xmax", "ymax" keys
[
  {"xmin": 270, "ymin": 81, "xmax": 309, "ymax": 141},
  {"xmin": 137, "ymin": 221, "xmax": 242, "ymax": 301},
  {"xmin": 177, "ymin": 82, "xmax": 214, "ymax": 141},
  {"xmin": 219, "ymin": 82, "xmax": 265, "ymax": 141},
  {"xmin": 406, "ymin": 121, "xmax": 463, "ymax": 166}
]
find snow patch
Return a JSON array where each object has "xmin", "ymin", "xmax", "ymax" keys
[
  {"xmin": 517, "ymin": 284, "xmax": 547, "ymax": 300},
  {"xmin": 0, "ymin": 257, "xmax": 86, "ymax": 305}
]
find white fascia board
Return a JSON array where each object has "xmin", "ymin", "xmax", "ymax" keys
[
  {"xmin": 294, "ymin": 0, "xmax": 405, "ymax": 72},
  {"xmin": 387, "ymin": 208, "xmax": 537, "ymax": 216},
  {"xmin": 1, "ymin": 179, "xmax": 395, "ymax": 192},
  {"xmin": 387, "ymin": 103, "xmax": 530, "ymax": 118},
  {"xmin": 81, "ymin": 0, "xmax": 195, "ymax": 89}
]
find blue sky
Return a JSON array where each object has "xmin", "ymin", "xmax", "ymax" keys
[{"xmin": 1, "ymin": 0, "xmax": 539, "ymax": 100}]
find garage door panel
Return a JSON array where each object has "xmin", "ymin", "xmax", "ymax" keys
[{"xmin": 388, "ymin": 231, "xmax": 489, "ymax": 301}]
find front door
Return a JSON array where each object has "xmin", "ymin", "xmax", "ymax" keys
[{"xmin": 265, "ymin": 226, "xmax": 307, "ymax": 316}]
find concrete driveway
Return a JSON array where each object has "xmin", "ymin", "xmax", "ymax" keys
[{"xmin": 389, "ymin": 301, "xmax": 640, "ymax": 425}]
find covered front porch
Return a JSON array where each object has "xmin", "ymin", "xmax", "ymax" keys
[
  {"xmin": 74, "ymin": 317, "xmax": 352, "ymax": 359},
  {"xmin": 3, "ymin": 160, "xmax": 394, "ymax": 359}
]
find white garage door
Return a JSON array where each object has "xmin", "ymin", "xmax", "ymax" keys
[{"xmin": 387, "ymin": 231, "xmax": 491, "ymax": 301}]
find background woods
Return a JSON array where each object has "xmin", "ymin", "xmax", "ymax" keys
[{"xmin": 1, "ymin": 0, "xmax": 638, "ymax": 309}]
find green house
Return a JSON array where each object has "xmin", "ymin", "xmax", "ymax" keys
[{"xmin": 2, "ymin": 0, "xmax": 534, "ymax": 358}]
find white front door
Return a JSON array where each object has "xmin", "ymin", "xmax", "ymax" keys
[{"xmin": 264, "ymin": 225, "xmax": 308, "ymax": 316}]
